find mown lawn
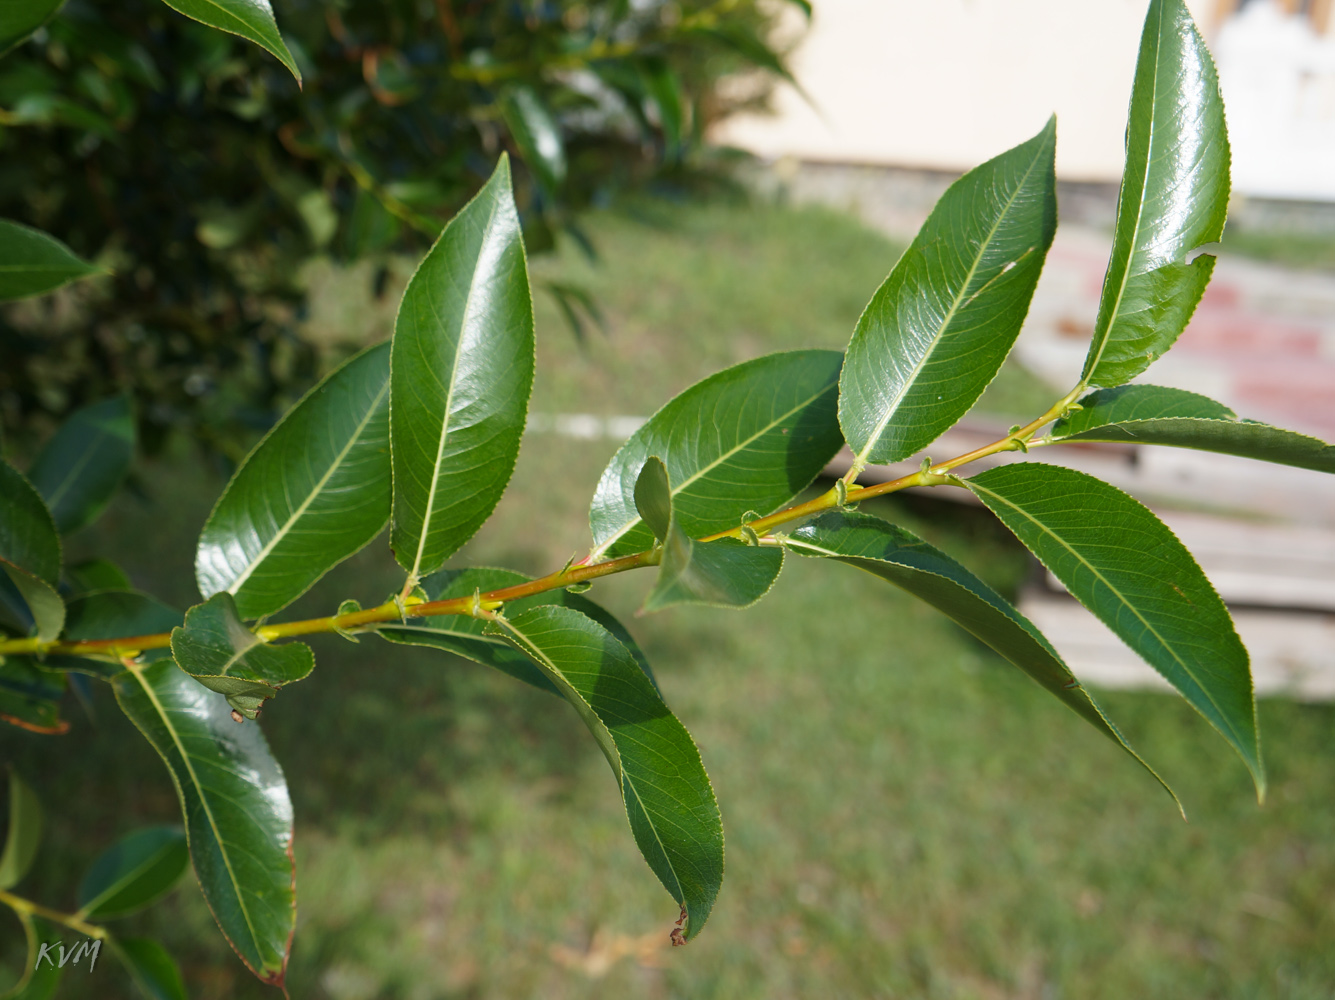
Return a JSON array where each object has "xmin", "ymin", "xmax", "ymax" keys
[{"xmin": 3, "ymin": 199, "xmax": 1334, "ymax": 1000}]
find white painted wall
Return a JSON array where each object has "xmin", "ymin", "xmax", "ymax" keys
[{"xmin": 716, "ymin": 0, "xmax": 1335, "ymax": 199}]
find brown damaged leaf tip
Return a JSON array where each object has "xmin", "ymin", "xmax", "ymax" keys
[{"xmin": 669, "ymin": 904, "xmax": 688, "ymax": 947}]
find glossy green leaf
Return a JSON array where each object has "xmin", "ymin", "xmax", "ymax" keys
[
  {"xmin": 486, "ymin": 605, "xmax": 723, "ymax": 938},
  {"xmin": 113, "ymin": 659, "xmax": 295, "ymax": 986},
  {"xmin": 590, "ymin": 350, "xmax": 844, "ymax": 559},
  {"xmin": 0, "ymin": 459, "xmax": 60, "ymax": 585},
  {"xmin": 0, "ymin": 659, "xmax": 67, "ymax": 734},
  {"xmin": 0, "ymin": 769, "xmax": 41, "ymax": 889},
  {"xmin": 77, "ymin": 827, "xmax": 189, "ymax": 920},
  {"xmin": 633, "ymin": 456, "xmax": 672, "ymax": 543},
  {"xmin": 1049, "ymin": 385, "xmax": 1335, "ymax": 473},
  {"xmin": 111, "ymin": 938, "xmax": 187, "ymax": 1000},
  {"xmin": 0, "ymin": 567, "xmax": 63, "ymax": 643},
  {"xmin": 155, "ymin": 0, "xmax": 300, "ymax": 84},
  {"xmin": 0, "ymin": 220, "xmax": 100, "ymax": 301},
  {"xmin": 67, "ymin": 558, "xmax": 132, "ymax": 595},
  {"xmin": 390, "ymin": 156, "xmax": 535, "ymax": 584},
  {"xmin": 1, "ymin": 915, "xmax": 63, "ymax": 1000},
  {"xmin": 963, "ymin": 463, "xmax": 1263, "ymax": 796},
  {"xmin": 0, "ymin": 0, "xmax": 64, "ymax": 57},
  {"xmin": 840, "ymin": 119, "xmax": 1056, "ymax": 466},
  {"xmin": 27, "ymin": 395, "xmax": 134, "ymax": 535},
  {"xmin": 644, "ymin": 528, "xmax": 783, "ymax": 613},
  {"xmin": 786, "ymin": 511, "xmax": 1178, "ymax": 809},
  {"xmin": 196, "ymin": 342, "xmax": 391, "ymax": 619},
  {"xmin": 1082, "ymin": 0, "xmax": 1228, "ymax": 388},
  {"xmin": 500, "ymin": 86, "xmax": 567, "ymax": 193},
  {"xmin": 378, "ymin": 566, "xmax": 659, "ymax": 695},
  {"xmin": 171, "ymin": 593, "xmax": 313, "ymax": 720}
]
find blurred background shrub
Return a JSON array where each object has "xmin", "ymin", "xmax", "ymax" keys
[{"xmin": 0, "ymin": 0, "xmax": 800, "ymax": 459}]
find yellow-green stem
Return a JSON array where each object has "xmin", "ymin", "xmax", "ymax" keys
[{"xmin": 0, "ymin": 889, "xmax": 109, "ymax": 940}]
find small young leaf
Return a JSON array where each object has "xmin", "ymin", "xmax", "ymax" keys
[
  {"xmin": 590, "ymin": 350, "xmax": 843, "ymax": 559},
  {"xmin": 0, "ymin": 659, "xmax": 67, "ymax": 735},
  {"xmin": 154, "ymin": 0, "xmax": 301, "ymax": 84},
  {"xmin": 1082, "ymin": 0, "xmax": 1229, "ymax": 388},
  {"xmin": 644, "ymin": 529, "xmax": 783, "ymax": 614},
  {"xmin": 171, "ymin": 593, "xmax": 313, "ymax": 719},
  {"xmin": 196, "ymin": 341, "xmax": 391, "ymax": 619},
  {"xmin": 633, "ymin": 456, "xmax": 672, "ymax": 543},
  {"xmin": 27, "ymin": 396, "xmax": 134, "ymax": 535},
  {"xmin": 378, "ymin": 566, "xmax": 659, "ymax": 695},
  {"xmin": 499, "ymin": 86, "xmax": 567, "ymax": 193},
  {"xmin": 113, "ymin": 660, "xmax": 295, "ymax": 987},
  {"xmin": 486, "ymin": 605, "xmax": 724, "ymax": 939},
  {"xmin": 390, "ymin": 156, "xmax": 535, "ymax": 585},
  {"xmin": 111, "ymin": 938, "xmax": 187, "ymax": 1000},
  {"xmin": 0, "ymin": 220, "xmax": 101, "ymax": 301},
  {"xmin": 786, "ymin": 511, "xmax": 1178, "ymax": 810},
  {"xmin": 0, "ymin": 768, "xmax": 42, "ymax": 889},
  {"xmin": 1049, "ymin": 385, "xmax": 1335, "ymax": 473},
  {"xmin": 77, "ymin": 827, "xmax": 189, "ymax": 920},
  {"xmin": 963, "ymin": 463, "xmax": 1263, "ymax": 797},
  {"xmin": 840, "ymin": 118, "xmax": 1057, "ymax": 467}
]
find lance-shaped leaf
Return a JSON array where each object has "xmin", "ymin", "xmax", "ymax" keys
[
  {"xmin": 197, "ymin": 342, "xmax": 391, "ymax": 619},
  {"xmin": 786, "ymin": 511, "xmax": 1178, "ymax": 809},
  {"xmin": 390, "ymin": 156, "xmax": 535, "ymax": 584},
  {"xmin": 113, "ymin": 659, "xmax": 295, "ymax": 986},
  {"xmin": 77, "ymin": 827, "xmax": 189, "ymax": 920},
  {"xmin": 641, "ymin": 58, "xmax": 685, "ymax": 159},
  {"xmin": 0, "ymin": 769, "xmax": 41, "ymax": 889},
  {"xmin": 1082, "ymin": 0, "xmax": 1229, "ymax": 388},
  {"xmin": 0, "ymin": 659, "xmax": 67, "ymax": 734},
  {"xmin": 2, "ymin": 914, "xmax": 63, "ymax": 999},
  {"xmin": 378, "ymin": 566, "xmax": 658, "ymax": 695},
  {"xmin": 27, "ymin": 396, "xmax": 134, "ymax": 536},
  {"xmin": 500, "ymin": 86, "xmax": 567, "ymax": 193},
  {"xmin": 111, "ymin": 938, "xmax": 187, "ymax": 1000},
  {"xmin": 0, "ymin": 220, "xmax": 100, "ymax": 301},
  {"xmin": 0, "ymin": 0, "xmax": 64, "ymax": 56},
  {"xmin": 1048, "ymin": 385, "xmax": 1335, "ymax": 473},
  {"xmin": 590, "ymin": 350, "xmax": 844, "ymax": 559},
  {"xmin": 171, "ymin": 594, "xmax": 313, "ymax": 720},
  {"xmin": 486, "ymin": 605, "xmax": 724, "ymax": 939},
  {"xmin": 839, "ymin": 119, "xmax": 1056, "ymax": 467},
  {"xmin": 155, "ymin": 0, "xmax": 300, "ymax": 83},
  {"xmin": 963, "ymin": 463, "xmax": 1263, "ymax": 796},
  {"xmin": 0, "ymin": 460, "xmax": 60, "ymax": 585}
]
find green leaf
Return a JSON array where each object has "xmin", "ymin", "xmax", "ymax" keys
[
  {"xmin": 963, "ymin": 463, "xmax": 1263, "ymax": 796},
  {"xmin": 786, "ymin": 511, "xmax": 1179, "ymax": 810},
  {"xmin": 644, "ymin": 526, "xmax": 783, "ymax": 613},
  {"xmin": 0, "ymin": 769, "xmax": 41, "ymax": 889},
  {"xmin": 0, "ymin": 660, "xmax": 67, "ymax": 734},
  {"xmin": 76, "ymin": 827, "xmax": 189, "ymax": 920},
  {"xmin": 66, "ymin": 558, "xmax": 132, "ymax": 595},
  {"xmin": 390, "ymin": 156, "xmax": 535, "ymax": 584},
  {"xmin": 0, "ymin": 567, "xmax": 63, "ymax": 643},
  {"xmin": 27, "ymin": 395, "xmax": 134, "ymax": 535},
  {"xmin": 378, "ymin": 566, "xmax": 659, "ymax": 696},
  {"xmin": 840, "ymin": 119, "xmax": 1057, "ymax": 467},
  {"xmin": 1082, "ymin": 0, "xmax": 1229, "ymax": 388},
  {"xmin": 1049, "ymin": 385, "xmax": 1335, "ymax": 473},
  {"xmin": 590, "ymin": 350, "xmax": 843, "ymax": 559},
  {"xmin": 0, "ymin": 0, "xmax": 65, "ymax": 58},
  {"xmin": 0, "ymin": 220, "xmax": 100, "ymax": 301},
  {"xmin": 500, "ymin": 86, "xmax": 567, "ymax": 193},
  {"xmin": 112, "ymin": 659, "xmax": 294, "ymax": 986},
  {"xmin": 0, "ymin": 459, "xmax": 60, "ymax": 585},
  {"xmin": 154, "ymin": 0, "xmax": 301, "ymax": 84},
  {"xmin": 1, "ymin": 914, "xmax": 63, "ymax": 1000},
  {"xmin": 111, "ymin": 938, "xmax": 187, "ymax": 1000},
  {"xmin": 641, "ymin": 58, "xmax": 685, "ymax": 159},
  {"xmin": 48, "ymin": 591, "xmax": 182, "ymax": 677},
  {"xmin": 170, "ymin": 593, "xmax": 313, "ymax": 720},
  {"xmin": 486, "ymin": 605, "xmax": 723, "ymax": 939},
  {"xmin": 633, "ymin": 456, "xmax": 672, "ymax": 543},
  {"xmin": 196, "ymin": 341, "xmax": 391, "ymax": 619}
]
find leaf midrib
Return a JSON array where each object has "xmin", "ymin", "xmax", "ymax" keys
[
  {"xmin": 854, "ymin": 138, "xmax": 1048, "ymax": 466},
  {"xmin": 966, "ymin": 477, "xmax": 1246, "ymax": 750},
  {"xmin": 226, "ymin": 378, "xmax": 389, "ymax": 597},
  {"xmin": 76, "ymin": 842, "xmax": 176, "ymax": 919}
]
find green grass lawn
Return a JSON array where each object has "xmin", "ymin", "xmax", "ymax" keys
[{"xmin": 4, "ymin": 199, "xmax": 1334, "ymax": 1000}]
